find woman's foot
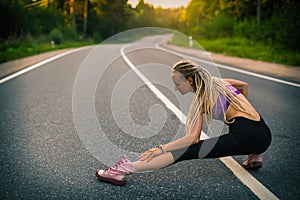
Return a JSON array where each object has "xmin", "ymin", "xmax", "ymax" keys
[
  {"xmin": 242, "ymin": 154, "xmax": 263, "ymax": 170},
  {"xmin": 95, "ymin": 155, "xmax": 137, "ymax": 186}
]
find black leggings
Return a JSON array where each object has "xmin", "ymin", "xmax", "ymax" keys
[{"xmin": 171, "ymin": 116, "xmax": 272, "ymax": 163}]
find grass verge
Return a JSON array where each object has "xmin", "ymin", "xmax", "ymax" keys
[
  {"xmin": 0, "ymin": 32, "xmax": 151, "ymax": 64},
  {"xmin": 171, "ymin": 36, "xmax": 300, "ymax": 66},
  {"xmin": 0, "ymin": 39, "xmax": 95, "ymax": 64}
]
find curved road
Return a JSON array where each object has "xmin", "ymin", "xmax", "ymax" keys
[{"xmin": 0, "ymin": 35, "xmax": 299, "ymax": 199}]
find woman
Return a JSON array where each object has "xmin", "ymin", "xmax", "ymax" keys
[{"xmin": 96, "ymin": 59, "xmax": 272, "ymax": 186}]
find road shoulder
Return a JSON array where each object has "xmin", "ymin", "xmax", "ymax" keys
[
  {"xmin": 1, "ymin": 43, "xmax": 300, "ymax": 84},
  {"xmin": 160, "ymin": 40, "xmax": 300, "ymax": 84},
  {"xmin": 0, "ymin": 49, "xmax": 77, "ymax": 79}
]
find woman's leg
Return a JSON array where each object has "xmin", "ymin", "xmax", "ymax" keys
[
  {"xmin": 171, "ymin": 133, "xmax": 244, "ymax": 163},
  {"xmin": 132, "ymin": 132, "xmax": 242, "ymax": 172},
  {"xmin": 96, "ymin": 132, "xmax": 245, "ymax": 186},
  {"xmin": 171, "ymin": 117, "xmax": 271, "ymax": 166},
  {"xmin": 96, "ymin": 117, "xmax": 271, "ymax": 185},
  {"xmin": 131, "ymin": 152, "xmax": 175, "ymax": 172},
  {"xmin": 132, "ymin": 115, "xmax": 271, "ymax": 172}
]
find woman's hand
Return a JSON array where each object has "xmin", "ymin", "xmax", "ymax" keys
[
  {"xmin": 139, "ymin": 147, "xmax": 162, "ymax": 162},
  {"xmin": 223, "ymin": 78, "xmax": 248, "ymax": 98}
]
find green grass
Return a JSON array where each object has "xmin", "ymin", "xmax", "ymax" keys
[
  {"xmin": 0, "ymin": 30, "xmax": 155, "ymax": 64},
  {"xmin": 171, "ymin": 36, "xmax": 300, "ymax": 66},
  {"xmin": 0, "ymin": 39, "xmax": 95, "ymax": 64},
  {"xmin": 2, "ymin": 35, "xmax": 300, "ymax": 66}
]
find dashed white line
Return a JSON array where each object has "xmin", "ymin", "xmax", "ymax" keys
[{"xmin": 121, "ymin": 45, "xmax": 279, "ymax": 200}]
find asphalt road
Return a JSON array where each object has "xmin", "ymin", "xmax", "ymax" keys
[{"xmin": 0, "ymin": 35, "xmax": 299, "ymax": 200}]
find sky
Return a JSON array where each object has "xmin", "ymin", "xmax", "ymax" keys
[{"xmin": 128, "ymin": 0, "xmax": 191, "ymax": 8}]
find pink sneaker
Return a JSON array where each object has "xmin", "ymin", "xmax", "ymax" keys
[
  {"xmin": 95, "ymin": 155, "xmax": 137, "ymax": 186},
  {"xmin": 242, "ymin": 154, "xmax": 263, "ymax": 170}
]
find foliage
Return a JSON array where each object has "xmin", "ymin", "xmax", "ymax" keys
[
  {"xmin": 49, "ymin": 28, "xmax": 63, "ymax": 45},
  {"xmin": 0, "ymin": 0, "xmax": 299, "ymax": 66},
  {"xmin": 0, "ymin": 37, "xmax": 94, "ymax": 63},
  {"xmin": 171, "ymin": 36, "xmax": 300, "ymax": 66},
  {"xmin": 195, "ymin": 13, "xmax": 235, "ymax": 39},
  {"xmin": 0, "ymin": 1, "xmax": 27, "ymax": 39},
  {"xmin": 179, "ymin": 0, "xmax": 300, "ymax": 58},
  {"xmin": 233, "ymin": 1, "xmax": 300, "ymax": 50},
  {"xmin": 89, "ymin": 0, "xmax": 131, "ymax": 39}
]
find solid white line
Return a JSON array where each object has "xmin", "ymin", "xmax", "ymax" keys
[
  {"xmin": 121, "ymin": 45, "xmax": 279, "ymax": 200},
  {"xmin": 0, "ymin": 47, "xmax": 92, "ymax": 85},
  {"xmin": 220, "ymin": 157, "xmax": 279, "ymax": 200},
  {"xmin": 156, "ymin": 44, "xmax": 300, "ymax": 88},
  {"xmin": 121, "ymin": 45, "xmax": 186, "ymax": 123}
]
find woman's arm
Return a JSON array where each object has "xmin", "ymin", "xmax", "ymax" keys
[
  {"xmin": 223, "ymin": 78, "xmax": 248, "ymax": 98},
  {"xmin": 139, "ymin": 114, "xmax": 203, "ymax": 161}
]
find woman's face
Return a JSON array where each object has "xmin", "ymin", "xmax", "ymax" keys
[{"xmin": 171, "ymin": 72, "xmax": 194, "ymax": 95}]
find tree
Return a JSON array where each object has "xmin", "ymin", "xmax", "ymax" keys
[
  {"xmin": 90, "ymin": 0, "xmax": 131, "ymax": 39},
  {"xmin": 133, "ymin": 0, "xmax": 156, "ymax": 27},
  {"xmin": 83, "ymin": 0, "xmax": 88, "ymax": 36}
]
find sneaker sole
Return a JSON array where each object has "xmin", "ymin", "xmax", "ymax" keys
[
  {"xmin": 95, "ymin": 170, "xmax": 126, "ymax": 186},
  {"xmin": 242, "ymin": 161, "xmax": 263, "ymax": 170}
]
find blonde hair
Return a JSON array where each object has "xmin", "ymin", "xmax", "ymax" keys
[{"xmin": 172, "ymin": 59, "xmax": 254, "ymax": 135}]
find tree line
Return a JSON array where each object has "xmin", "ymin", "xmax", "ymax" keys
[
  {"xmin": 0, "ymin": 0, "xmax": 299, "ymax": 50},
  {"xmin": 0, "ymin": 0, "xmax": 182, "ymax": 43},
  {"xmin": 183, "ymin": 0, "xmax": 300, "ymax": 50}
]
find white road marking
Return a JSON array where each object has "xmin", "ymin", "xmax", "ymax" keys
[
  {"xmin": 156, "ymin": 44, "xmax": 300, "ymax": 88},
  {"xmin": 121, "ymin": 45, "xmax": 279, "ymax": 200},
  {"xmin": 0, "ymin": 46, "xmax": 92, "ymax": 85},
  {"xmin": 0, "ymin": 41, "xmax": 282, "ymax": 198}
]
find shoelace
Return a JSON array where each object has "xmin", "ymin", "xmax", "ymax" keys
[{"xmin": 105, "ymin": 158, "xmax": 127, "ymax": 171}]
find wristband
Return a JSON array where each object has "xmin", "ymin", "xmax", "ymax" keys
[{"xmin": 158, "ymin": 144, "xmax": 166, "ymax": 154}]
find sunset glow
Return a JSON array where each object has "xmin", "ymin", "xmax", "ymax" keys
[{"xmin": 128, "ymin": 0, "xmax": 191, "ymax": 8}]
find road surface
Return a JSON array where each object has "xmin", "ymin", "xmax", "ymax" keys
[{"xmin": 0, "ymin": 34, "xmax": 299, "ymax": 199}]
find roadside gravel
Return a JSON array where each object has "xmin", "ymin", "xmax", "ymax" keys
[
  {"xmin": 0, "ymin": 48, "xmax": 76, "ymax": 79},
  {"xmin": 161, "ymin": 43, "xmax": 300, "ymax": 84}
]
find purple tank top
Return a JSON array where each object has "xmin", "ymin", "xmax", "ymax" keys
[{"xmin": 212, "ymin": 85, "xmax": 241, "ymax": 120}]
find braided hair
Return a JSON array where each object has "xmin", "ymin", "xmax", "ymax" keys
[{"xmin": 172, "ymin": 59, "xmax": 254, "ymax": 135}]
